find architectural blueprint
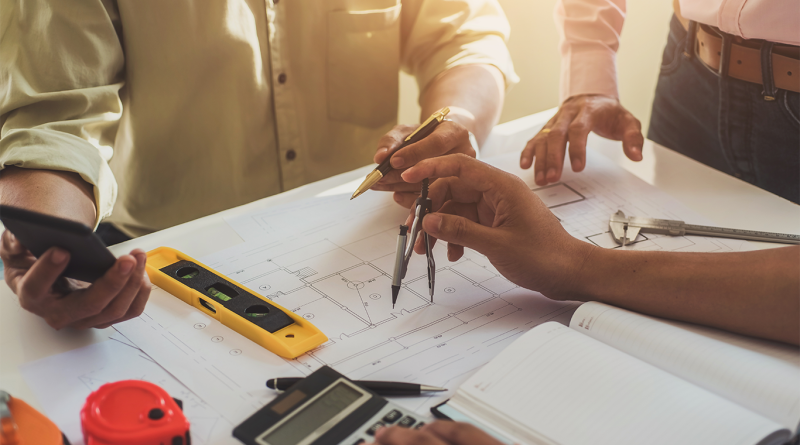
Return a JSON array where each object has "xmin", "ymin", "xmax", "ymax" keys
[{"xmin": 115, "ymin": 150, "xmax": 752, "ymax": 430}]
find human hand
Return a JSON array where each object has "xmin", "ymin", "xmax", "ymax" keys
[
  {"xmin": 401, "ymin": 154, "xmax": 593, "ymax": 299},
  {"xmin": 520, "ymin": 94, "xmax": 643, "ymax": 186},
  {"xmin": 371, "ymin": 120, "xmax": 476, "ymax": 209},
  {"xmin": 371, "ymin": 421, "xmax": 504, "ymax": 445},
  {"xmin": 1, "ymin": 230, "xmax": 151, "ymax": 330}
]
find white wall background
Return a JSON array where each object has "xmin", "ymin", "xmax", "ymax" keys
[{"xmin": 399, "ymin": 0, "xmax": 675, "ymax": 138}]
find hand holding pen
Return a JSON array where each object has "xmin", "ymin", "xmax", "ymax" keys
[{"xmin": 354, "ymin": 107, "xmax": 477, "ymax": 207}]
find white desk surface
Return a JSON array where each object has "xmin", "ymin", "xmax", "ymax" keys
[{"xmin": 1, "ymin": 108, "xmax": 798, "ymax": 411}]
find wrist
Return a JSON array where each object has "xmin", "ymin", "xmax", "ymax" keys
[
  {"xmin": 564, "ymin": 93, "xmax": 618, "ymax": 104},
  {"xmin": 544, "ymin": 239, "xmax": 601, "ymax": 300}
]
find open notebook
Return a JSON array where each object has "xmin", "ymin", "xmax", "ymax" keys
[{"xmin": 434, "ymin": 302, "xmax": 800, "ymax": 445}]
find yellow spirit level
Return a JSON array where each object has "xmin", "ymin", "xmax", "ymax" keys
[{"xmin": 145, "ymin": 247, "xmax": 327, "ymax": 359}]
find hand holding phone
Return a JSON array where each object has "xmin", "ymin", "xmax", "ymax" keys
[{"xmin": 0, "ymin": 206, "xmax": 152, "ymax": 330}]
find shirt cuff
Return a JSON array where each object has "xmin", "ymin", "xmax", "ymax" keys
[
  {"xmin": 560, "ymin": 47, "xmax": 618, "ymax": 104},
  {"xmin": 415, "ymin": 35, "xmax": 520, "ymax": 95},
  {"xmin": 0, "ymin": 129, "xmax": 117, "ymax": 229}
]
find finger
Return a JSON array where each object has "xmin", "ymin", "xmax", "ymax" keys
[
  {"xmin": 45, "ymin": 255, "xmax": 137, "ymax": 330},
  {"xmin": 371, "ymin": 181, "xmax": 423, "ymax": 193},
  {"xmin": 373, "ymin": 426, "xmax": 445, "ymax": 445},
  {"xmin": 425, "ymin": 422, "xmax": 504, "ymax": 445},
  {"xmin": 566, "ymin": 109, "xmax": 593, "ymax": 172},
  {"xmin": 415, "ymin": 201, "xmax": 478, "ymax": 255},
  {"xmin": 375, "ymin": 169, "xmax": 408, "ymax": 185},
  {"xmin": 375, "ymin": 125, "xmax": 415, "ymax": 164},
  {"xmin": 544, "ymin": 114, "xmax": 574, "ymax": 184},
  {"xmin": 422, "ymin": 212, "xmax": 502, "ymax": 257},
  {"xmin": 520, "ymin": 136, "xmax": 536, "ymax": 170},
  {"xmin": 621, "ymin": 114, "xmax": 644, "ymax": 161},
  {"xmin": 1, "ymin": 231, "xmax": 36, "ymax": 272},
  {"xmin": 389, "ymin": 122, "xmax": 472, "ymax": 170},
  {"xmin": 403, "ymin": 154, "xmax": 500, "ymax": 192},
  {"xmin": 533, "ymin": 137, "xmax": 548, "ymax": 186},
  {"xmin": 15, "ymin": 247, "xmax": 70, "ymax": 302},
  {"xmin": 1, "ymin": 230, "xmax": 27, "ymax": 257},
  {"xmin": 521, "ymin": 113, "xmax": 558, "ymax": 169},
  {"xmin": 94, "ymin": 280, "xmax": 149, "ymax": 329},
  {"xmin": 70, "ymin": 251, "xmax": 148, "ymax": 329},
  {"xmin": 95, "ymin": 256, "xmax": 152, "ymax": 328},
  {"xmin": 447, "ymin": 243, "xmax": 464, "ymax": 262},
  {"xmin": 393, "ymin": 192, "xmax": 419, "ymax": 209}
]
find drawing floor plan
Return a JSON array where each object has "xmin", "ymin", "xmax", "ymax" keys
[{"xmin": 115, "ymin": 150, "xmax": 751, "ymax": 426}]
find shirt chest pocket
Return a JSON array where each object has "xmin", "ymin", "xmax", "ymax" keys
[{"xmin": 327, "ymin": 1, "xmax": 401, "ymax": 128}]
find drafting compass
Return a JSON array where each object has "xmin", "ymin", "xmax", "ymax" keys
[
  {"xmin": 391, "ymin": 179, "xmax": 435, "ymax": 308},
  {"xmin": 609, "ymin": 210, "xmax": 800, "ymax": 246}
]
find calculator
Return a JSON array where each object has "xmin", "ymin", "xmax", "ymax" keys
[{"xmin": 234, "ymin": 366, "xmax": 426, "ymax": 445}]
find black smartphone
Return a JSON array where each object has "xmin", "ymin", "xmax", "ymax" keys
[{"xmin": 0, "ymin": 205, "xmax": 116, "ymax": 282}]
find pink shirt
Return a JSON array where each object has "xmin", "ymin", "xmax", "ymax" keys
[{"xmin": 556, "ymin": 0, "xmax": 800, "ymax": 103}]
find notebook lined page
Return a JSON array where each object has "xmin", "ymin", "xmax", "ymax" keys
[
  {"xmin": 454, "ymin": 322, "xmax": 786, "ymax": 445},
  {"xmin": 570, "ymin": 302, "xmax": 800, "ymax": 433}
]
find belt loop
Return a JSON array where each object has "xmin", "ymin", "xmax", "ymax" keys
[
  {"xmin": 718, "ymin": 33, "xmax": 732, "ymax": 77},
  {"xmin": 683, "ymin": 21, "xmax": 697, "ymax": 59},
  {"xmin": 760, "ymin": 41, "xmax": 777, "ymax": 101}
]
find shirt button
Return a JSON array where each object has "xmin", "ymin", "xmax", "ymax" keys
[
  {"xmin": 278, "ymin": 73, "xmax": 287, "ymax": 84},
  {"xmin": 734, "ymin": 172, "xmax": 742, "ymax": 178},
  {"xmin": 285, "ymin": 149, "xmax": 297, "ymax": 161},
  {"xmin": 273, "ymin": 0, "xmax": 279, "ymax": 3}
]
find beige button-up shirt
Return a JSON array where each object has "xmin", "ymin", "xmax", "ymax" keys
[{"xmin": 0, "ymin": 0, "xmax": 517, "ymax": 236}]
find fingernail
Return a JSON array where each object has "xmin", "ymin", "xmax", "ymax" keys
[
  {"xmin": 546, "ymin": 168, "xmax": 556, "ymax": 180},
  {"xmin": 393, "ymin": 192, "xmax": 403, "ymax": 203},
  {"xmin": 571, "ymin": 158, "xmax": 583, "ymax": 171},
  {"xmin": 400, "ymin": 168, "xmax": 414, "ymax": 181},
  {"xmin": 390, "ymin": 156, "xmax": 404, "ymax": 168},
  {"xmin": 424, "ymin": 213, "xmax": 442, "ymax": 235},
  {"xmin": 51, "ymin": 248, "xmax": 68, "ymax": 264},
  {"xmin": 119, "ymin": 260, "xmax": 134, "ymax": 275},
  {"xmin": 374, "ymin": 426, "xmax": 387, "ymax": 439},
  {"xmin": 535, "ymin": 171, "xmax": 544, "ymax": 183}
]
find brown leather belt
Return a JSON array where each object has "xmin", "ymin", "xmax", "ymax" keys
[{"xmin": 693, "ymin": 25, "xmax": 800, "ymax": 95}]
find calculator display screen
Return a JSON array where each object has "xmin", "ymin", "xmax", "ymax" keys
[{"xmin": 262, "ymin": 382, "xmax": 363, "ymax": 445}]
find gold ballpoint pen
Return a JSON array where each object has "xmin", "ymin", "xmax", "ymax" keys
[{"xmin": 351, "ymin": 107, "xmax": 450, "ymax": 200}]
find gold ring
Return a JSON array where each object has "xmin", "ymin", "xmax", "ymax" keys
[{"xmin": 540, "ymin": 128, "xmax": 551, "ymax": 134}]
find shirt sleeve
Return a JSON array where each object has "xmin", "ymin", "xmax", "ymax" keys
[
  {"xmin": 555, "ymin": 0, "xmax": 626, "ymax": 103},
  {"xmin": 0, "ymin": 0, "xmax": 125, "ymax": 227},
  {"xmin": 399, "ymin": 0, "xmax": 519, "ymax": 95}
]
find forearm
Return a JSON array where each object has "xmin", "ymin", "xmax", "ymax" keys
[
  {"xmin": 572, "ymin": 246, "xmax": 800, "ymax": 345},
  {"xmin": 419, "ymin": 64, "xmax": 505, "ymax": 145},
  {"xmin": 0, "ymin": 167, "xmax": 96, "ymax": 226}
]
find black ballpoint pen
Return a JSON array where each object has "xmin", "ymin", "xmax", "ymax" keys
[
  {"xmin": 267, "ymin": 378, "xmax": 447, "ymax": 396},
  {"xmin": 350, "ymin": 107, "xmax": 450, "ymax": 200}
]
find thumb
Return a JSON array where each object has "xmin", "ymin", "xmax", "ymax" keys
[
  {"xmin": 422, "ymin": 213, "xmax": 498, "ymax": 256},
  {"xmin": 621, "ymin": 116, "xmax": 644, "ymax": 162}
]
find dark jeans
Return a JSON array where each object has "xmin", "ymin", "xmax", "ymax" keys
[
  {"xmin": 648, "ymin": 15, "xmax": 800, "ymax": 204},
  {"xmin": 96, "ymin": 222, "xmax": 132, "ymax": 246}
]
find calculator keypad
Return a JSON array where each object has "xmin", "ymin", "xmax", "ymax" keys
[
  {"xmin": 342, "ymin": 401, "xmax": 429, "ymax": 444},
  {"xmin": 397, "ymin": 416, "xmax": 416, "ymax": 428},
  {"xmin": 366, "ymin": 421, "xmax": 385, "ymax": 436},
  {"xmin": 382, "ymin": 410, "xmax": 403, "ymax": 424}
]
